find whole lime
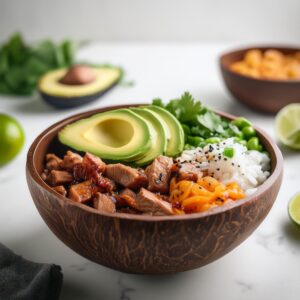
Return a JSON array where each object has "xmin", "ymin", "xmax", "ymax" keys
[{"xmin": 0, "ymin": 114, "xmax": 25, "ymax": 166}]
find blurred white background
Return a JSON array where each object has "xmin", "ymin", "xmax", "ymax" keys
[{"xmin": 0, "ymin": 0, "xmax": 300, "ymax": 43}]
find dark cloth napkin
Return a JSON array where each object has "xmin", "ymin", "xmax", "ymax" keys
[{"xmin": 0, "ymin": 244, "xmax": 63, "ymax": 300}]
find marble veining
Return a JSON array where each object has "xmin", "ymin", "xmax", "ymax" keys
[
  {"xmin": 235, "ymin": 280, "xmax": 253, "ymax": 293},
  {"xmin": 118, "ymin": 276, "xmax": 136, "ymax": 300},
  {"xmin": 255, "ymin": 232, "xmax": 285, "ymax": 254}
]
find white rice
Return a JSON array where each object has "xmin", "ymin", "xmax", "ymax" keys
[{"xmin": 176, "ymin": 138, "xmax": 271, "ymax": 195}]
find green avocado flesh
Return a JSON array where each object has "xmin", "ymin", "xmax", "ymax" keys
[
  {"xmin": 58, "ymin": 105, "xmax": 185, "ymax": 164},
  {"xmin": 58, "ymin": 109, "xmax": 153, "ymax": 161},
  {"xmin": 144, "ymin": 105, "xmax": 184, "ymax": 157},
  {"xmin": 130, "ymin": 107, "xmax": 167, "ymax": 166},
  {"xmin": 38, "ymin": 66, "xmax": 121, "ymax": 98}
]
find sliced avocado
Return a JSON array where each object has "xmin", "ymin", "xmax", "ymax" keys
[
  {"xmin": 130, "ymin": 107, "xmax": 167, "ymax": 166},
  {"xmin": 145, "ymin": 105, "xmax": 184, "ymax": 157},
  {"xmin": 38, "ymin": 66, "xmax": 121, "ymax": 108},
  {"xmin": 59, "ymin": 109, "xmax": 153, "ymax": 161}
]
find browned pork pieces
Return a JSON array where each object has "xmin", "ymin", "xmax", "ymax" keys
[
  {"xmin": 118, "ymin": 188, "xmax": 173, "ymax": 216},
  {"xmin": 145, "ymin": 156, "xmax": 173, "ymax": 193},
  {"xmin": 73, "ymin": 153, "xmax": 107, "ymax": 181},
  {"xmin": 69, "ymin": 180, "xmax": 98, "ymax": 203},
  {"xmin": 137, "ymin": 188, "xmax": 173, "ymax": 216},
  {"xmin": 47, "ymin": 170, "xmax": 73, "ymax": 186},
  {"xmin": 118, "ymin": 188, "xmax": 139, "ymax": 209},
  {"xmin": 177, "ymin": 163, "xmax": 204, "ymax": 182},
  {"xmin": 104, "ymin": 164, "xmax": 148, "ymax": 190},
  {"xmin": 60, "ymin": 151, "xmax": 83, "ymax": 171},
  {"xmin": 82, "ymin": 153, "xmax": 106, "ymax": 173},
  {"xmin": 45, "ymin": 154, "xmax": 62, "ymax": 170},
  {"xmin": 52, "ymin": 185, "xmax": 67, "ymax": 197},
  {"xmin": 93, "ymin": 193, "xmax": 116, "ymax": 213}
]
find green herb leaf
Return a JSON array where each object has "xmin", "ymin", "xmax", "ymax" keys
[
  {"xmin": 197, "ymin": 110, "xmax": 224, "ymax": 134},
  {"xmin": 165, "ymin": 92, "xmax": 202, "ymax": 123},
  {"xmin": 60, "ymin": 40, "xmax": 75, "ymax": 66},
  {"xmin": 152, "ymin": 98, "xmax": 164, "ymax": 107}
]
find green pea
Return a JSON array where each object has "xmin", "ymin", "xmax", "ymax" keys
[
  {"xmin": 238, "ymin": 139, "xmax": 247, "ymax": 147},
  {"xmin": 205, "ymin": 137, "xmax": 221, "ymax": 144},
  {"xmin": 223, "ymin": 147, "xmax": 235, "ymax": 158},
  {"xmin": 242, "ymin": 126, "xmax": 256, "ymax": 139},
  {"xmin": 235, "ymin": 131, "xmax": 244, "ymax": 139},
  {"xmin": 247, "ymin": 137, "xmax": 260, "ymax": 150},
  {"xmin": 232, "ymin": 117, "xmax": 252, "ymax": 129},
  {"xmin": 187, "ymin": 136, "xmax": 204, "ymax": 147},
  {"xmin": 257, "ymin": 145, "xmax": 263, "ymax": 152},
  {"xmin": 184, "ymin": 144, "xmax": 195, "ymax": 150},
  {"xmin": 198, "ymin": 141, "xmax": 207, "ymax": 148}
]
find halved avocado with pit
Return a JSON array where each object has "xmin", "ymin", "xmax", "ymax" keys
[
  {"xmin": 58, "ymin": 109, "xmax": 153, "ymax": 161},
  {"xmin": 38, "ymin": 65, "xmax": 121, "ymax": 108}
]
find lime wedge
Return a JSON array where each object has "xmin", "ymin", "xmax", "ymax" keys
[
  {"xmin": 275, "ymin": 103, "xmax": 300, "ymax": 149},
  {"xmin": 288, "ymin": 193, "xmax": 300, "ymax": 226}
]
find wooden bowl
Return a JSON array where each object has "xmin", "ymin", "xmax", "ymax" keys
[
  {"xmin": 220, "ymin": 46, "xmax": 300, "ymax": 114},
  {"xmin": 26, "ymin": 104, "xmax": 283, "ymax": 274}
]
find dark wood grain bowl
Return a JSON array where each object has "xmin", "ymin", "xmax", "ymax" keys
[
  {"xmin": 26, "ymin": 104, "xmax": 283, "ymax": 274},
  {"xmin": 220, "ymin": 45, "xmax": 300, "ymax": 114}
]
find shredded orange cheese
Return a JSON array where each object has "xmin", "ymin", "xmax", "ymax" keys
[{"xmin": 170, "ymin": 176, "xmax": 245, "ymax": 213}]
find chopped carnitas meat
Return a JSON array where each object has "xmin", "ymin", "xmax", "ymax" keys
[
  {"xmin": 93, "ymin": 193, "xmax": 116, "ymax": 213},
  {"xmin": 52, "ymin": 185, "xmax": 67, "ymax": 197},
  {"xmin": 104, "ymin": 164, "xmax": 148, "ymax": 190},
  {"xmin": 69, "ymin": 180, "xmax": 97, "ymax": 203},
  {"xmin": 145, "ymin": 156, "xmax": 173, "ymax": 193},
  {"xmin": 47, "ymin": 170, "xmax": 73, "ymax": 186}
]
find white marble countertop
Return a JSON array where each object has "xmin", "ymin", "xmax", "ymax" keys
[{"xmin": 1, "ymin": 42, "xmax": 299, "ymax": 300}]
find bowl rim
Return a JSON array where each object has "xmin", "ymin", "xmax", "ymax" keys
[
  {"xmin": 219, "ymin": 44, "xmax": 300, "ymax": 84},
  {"xmin": 26, "ymin": 104, "xmax": 283, "ymax": 222}
]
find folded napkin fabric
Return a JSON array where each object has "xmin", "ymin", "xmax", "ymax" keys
[{"xmin": 0, "ymin": 244, "xmax": 63, "ymax": 300}]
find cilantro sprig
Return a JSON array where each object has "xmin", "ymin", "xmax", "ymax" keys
[
  {"xmin": 152, "ymin": 92, "xmax": 245, "ymax": 149},
  {"xmin": 0, "ymin": 33, "xmax": 75, "ymax": 96}
]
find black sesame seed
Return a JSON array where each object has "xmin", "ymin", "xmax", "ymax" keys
[
  {"xmin": 232, "ymin": 163, "xmax": 235, "ymax": 166},
  {"xmin": 216, "ymin": 168, "xmax": 220, "ymax": 171}
]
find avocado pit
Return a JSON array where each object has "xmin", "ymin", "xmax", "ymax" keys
[{"xmin": 59, "ymin": 65, "xmax": 97, "ymax": 85}]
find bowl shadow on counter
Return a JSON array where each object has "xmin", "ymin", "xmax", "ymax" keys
[
  {"xmin": 278, "ymin": 144, "xmax": 300, "ymax": 158},
  {"xmin": 282, "ymin": 221, "xmax": 300, "ymax": 245},
  {"xmin": 13, "ymin": 93, "xmax": 109, "ymax": 115},
  {"xmin": 12, "ymin": 96, "xmax": 64, "ymax": 115}
]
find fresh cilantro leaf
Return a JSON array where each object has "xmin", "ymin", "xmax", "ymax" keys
[
  {"xmin": 152, "ymin": 98, "xmax": 164, "ymax": 107},
  {"xmin": 197, "ymin": 110, "xmax": 224, "ymax": 134},
  {"xmin": 0, "ymin": 49, "xmax": 9, "ymax": 75},
  {"xmin": 165, "ymin": 92, "xmax": 202, "ymax": 123},
  {"xmin": 60, "ymin": 40, "xmax": 75, "ymax": 66},
  {"xmin": 4, "ymin": 33, "xmax": 28, "ymax": 65}
]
